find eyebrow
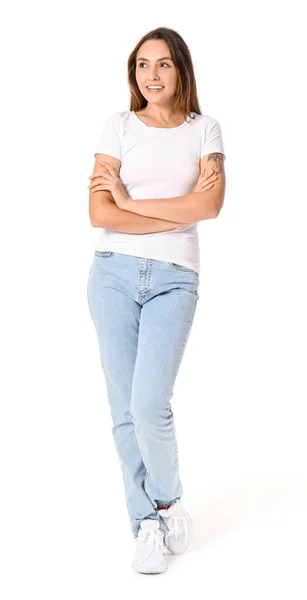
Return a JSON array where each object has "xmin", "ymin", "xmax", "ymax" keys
[{"xmin": 137, "ymin": 56, "xmax": 173, "ymax": 62}]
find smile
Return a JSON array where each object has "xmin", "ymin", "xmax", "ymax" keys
[{"xmin": 146, "ymin": 86, "xmax": 164, "ymax": 94}]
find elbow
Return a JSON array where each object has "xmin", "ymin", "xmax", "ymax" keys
[
  {"xmin": 213, "ymin": 195, "xmax": 225, "ymax": 218},
  {"xmin": 91, "ymin": 215, "xmax": 116, "ymax": 229},
  {"xmin": 89, "ymin": 208, "xmax": 111, "ymax": 228},
  {"xmin": 89, "ymin": 213, "xmax": 99, "ymax": 227},
  {"xmin": 212, "ymin": 179, "xmax": 226, "ymax": 218},
  {"xmin": 201, "ymin": 204, "xmax": 221, "ymax": 221},
  {"xmin": 90, "ymin": 217, "xmax": 108, "ymax": 228},
  {"xmin": 199, "ymin": 190, "xmax": 224, "ymax": 221},
  {"xmin": 89, "ymin": 214, "xmax": 104, "ymax": 227}
]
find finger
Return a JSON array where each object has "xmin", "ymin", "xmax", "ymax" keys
[
  {"xmin": 89, "ymin": 167, "xmax": 110, "ymax": 179},
  {"xmin": 96, "ymin": 160, "xmax": 116, "ymax": 174},
  {"xmin": 96, "ymin": 161, "xmax": 111, "ymax": 171},
  {"xmin": 197, "ymin": 180, "xmax": 215, "ymax": 191},
  {"xmin": 88, "ymin": 184, "xmax": 110, "ymax": 192},
  {"xmin": 88, "ymin": 176, "xmax": 103, "ymax": 188},
  {"xmin": 201, "ymin": 169, "xmax": 215, "ymax": 177},
  {"xmin": 200, "ymin": 169, "xmax": 215, "ymax": 178},
  {"xmin": 200, "ymin": 172, "xmax": 217, "ymax": 182},
  {"xmin": 88, "ymin": 162, "xmax": 116, "ymax": 178},
  {"xmin": 88, "ymin": 173, "xmax": 113, "ymax": 188},
  {"xmin": 88, "ymin": 175, "xmax": 112, "ymax": 189}
]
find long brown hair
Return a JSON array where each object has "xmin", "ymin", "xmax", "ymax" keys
[{"xmin": 127, "ymin": 27, "xmax": 202, "ymax": 122}]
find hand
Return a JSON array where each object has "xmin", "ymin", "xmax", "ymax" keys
[
  {"xmin": 88, "ymin": 160, "xmax": 129, "ymax": 209},
  {"xmin": 193, "ymin": 168, "xmax": 218, "ymax": 193}
]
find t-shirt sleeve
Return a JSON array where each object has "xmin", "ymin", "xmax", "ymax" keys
[
  {"xmin": 94, "ymin": 112, "xmax": 122, "ymax": 161},
  {"xmin": 201, "ymin": 116, "xmax": 226, "ymax": 160}
]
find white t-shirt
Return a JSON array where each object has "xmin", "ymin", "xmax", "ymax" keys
[{"xmin": 93, "ymin": 110, "xmax": 226, "ymax": 274}]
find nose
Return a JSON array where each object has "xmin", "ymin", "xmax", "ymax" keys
[{"xmin": 148, "ymin": 66, "xmax": 160, "ymax": 80}]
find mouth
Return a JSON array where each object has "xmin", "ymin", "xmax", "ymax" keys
[{"xmin": 146, "ymin": 86, "xmax": 164, "ymax": 94}]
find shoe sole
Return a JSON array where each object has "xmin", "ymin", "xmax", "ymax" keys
[{"xmin": 132, "ymin": 561, "xmax": 167, "ymax": 574}]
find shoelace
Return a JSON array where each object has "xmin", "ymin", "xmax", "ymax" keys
[
  {"xmin": 140, "ymin": 528, "xmax": 168, "ymax": 555},
  {"xmin": 164, "ymin": 515, "xmax": 186, "ymax": 542}
]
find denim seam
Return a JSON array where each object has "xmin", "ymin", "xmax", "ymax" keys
[
  {"xmin": 167, "ymin": 262, "xmax": 198, "ymax": 274},
  {"xmin": 94, "ymin": 250, "xmax": 113, "ymax": 257}
]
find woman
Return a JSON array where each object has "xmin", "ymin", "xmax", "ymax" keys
[{"xmin": 87, "ymin": 26, "xmax": 226, "ymax": 574}]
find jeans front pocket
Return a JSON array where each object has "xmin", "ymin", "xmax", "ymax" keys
[
  {"xmin": 167, "ymin": 261, "xmax": 197, "ymax": 274},
  {"xmin": 94, "ymin": 250, "xmax": 113, "ymax": 258}
]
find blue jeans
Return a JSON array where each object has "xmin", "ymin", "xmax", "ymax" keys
[{"xmin": 87, "ymin": 250, "xmax": 200, "ymax": 539}]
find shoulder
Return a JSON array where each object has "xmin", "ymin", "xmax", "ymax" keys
[
  {"xmin": 192, "ymin": 112, "xmax": 220, "ymax": 128},
  {"xmin": 199, "ymin": 112, "xmax": 226, "ymax": 161},
  {"xmin": 187, "ymin": 113, "xmax": 221, "ymax": 137},
  {"xmin": 105, "ymin": 110, "xmax": 133, "ymax": 137},
  {"xmin": 198, "ymin": 113, "xmax": 224, "ymax": 148}
]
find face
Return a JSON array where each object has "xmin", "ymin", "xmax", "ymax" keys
[{"xmin": 135, "ymin": 39, "xmax": 178, "ymax": 107}]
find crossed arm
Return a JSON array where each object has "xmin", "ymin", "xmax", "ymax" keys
[
  {"xmin": 122, "ymin": 152, "xmax": 225, "ymax": 223},
  {"xmin": 89, "ymin": 152, "xmax": 225, "ymax": 231},
  {"xmin": 122, "ymin": 189, "xmax": 217, "ymax": 224},
  {"xmin": 94, "ymin": 198, "xmax": 193, "ymax": 233}
]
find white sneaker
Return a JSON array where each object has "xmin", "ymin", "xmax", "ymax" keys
[
  {"xmin": 158, "ymin": 499, "xmax": 193, "ymax": 555},
  {"xmin": 131, "ymin": 519, "xmax": 168, "ymax": 574}
]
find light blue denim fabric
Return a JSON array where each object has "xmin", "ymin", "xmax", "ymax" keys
[{"xmin": 87, "ymin": 250, "xmax": 199, "ymax": 539}]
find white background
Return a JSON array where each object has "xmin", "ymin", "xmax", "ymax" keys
[{"xmin": 1, "ymin": 0, "xmax": 306, "ymax": 596}]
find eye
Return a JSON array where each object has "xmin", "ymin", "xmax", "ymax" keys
[{"xmin": 139, "ymin": 62, "xmax": 169, "ymax": 68}]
